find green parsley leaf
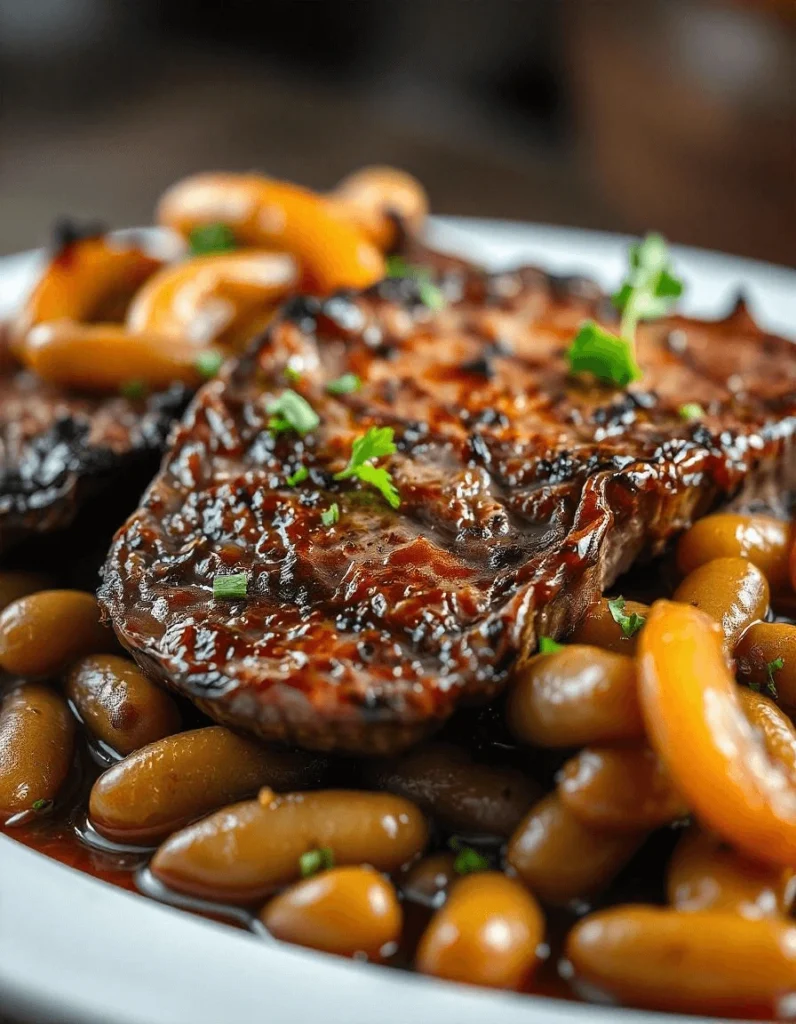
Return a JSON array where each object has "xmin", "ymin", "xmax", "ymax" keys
[
  {"xmin": 679, "ymin": 403, "xmax": 706, "ymax": 421},
  {"xmin": 539, "ymin": 636, "xmax": 564, "ymax": 654},
  {"xmin": 321, "ymin": 503, "xmax": 340, "ymax": 526},
  {"xmin": 607, "ymin": 596, "xmax": 646, "ymax": 638},
  {"xmin": 284, "ymin": 365, "xmax": 302, "ymax": 384},
  {"xmin": 286, "ymin": 465, "xmax": 308, "ymax": 486},
  {"xmin": 452, "ymin": 846, "xmax": 490, "ymax": 875},
  {"xmin": 267, "ymin": 389, "xmax": 320, "ymax": 435},
  {"xmin": 766, "ymin": 656, "xmax": 784, "ymax": 699},
  {"xmin": 385, "ymin": 255, "xmax": 446, "ymax": 311},
  {"xmin": 566, "ymin": 320, "xmax": 642, "ymax": 388},
  {"xmin": 188, "ymin": 223, "xmax": 237, "ymax": 256},
  {"xmin": 334, "ymin": 427, "xmax": 400, "ymax": 509},
  {"xmin": 120, "ymin": 379, "xmax": 147, "ymax": 400},
  {"xmin": 213, "ymin": 572, "xmax": 248, "ymax": 599},
  {"xmin": 31, "ymin": 798, "xmax": 53, "ymax": 813},
  {"xmin": 612, "ymin": 233, "xmax": 683, "ymax": 338},
  {"xmin": 195, "ymin": 350, "xmax": 224, "ymax": 380},
  {"xmin": 299, "ymin": 846, "xmax": 335, "ymax": 878},
  {"xmin": 326, "ymin": 373, "xmax": 361, "ymax": 396}
]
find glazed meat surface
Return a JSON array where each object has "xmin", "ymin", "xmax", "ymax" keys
[
  {"xmin": 0, "ymin": 369, "xmax": 187, "ymax": 552},
  {"xmin": 99, "ymin": 266, "xmax": 796, "ymax": 754}
]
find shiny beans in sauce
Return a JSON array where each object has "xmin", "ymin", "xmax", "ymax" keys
[{"xmin": 671, "ymin": 556, "xmax": 769, "ymax": 652}]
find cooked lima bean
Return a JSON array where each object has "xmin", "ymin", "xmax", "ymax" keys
[
  {"xmin": 261, "ymin": 866, "xmax": 402, "ymax": 960},
  {"xmin": 667, "ymin": 826, "xmax": 796, "ymax": 918},
  {"xmin": 737, "ymin": 687, "xmax": 796, "ymax": 783},
  {"xmin": 570, "ymin": 597, "xmax": 650, "ymax": 654},
  {"xmin": 567, "ymin": 906, "xmax": 796, "ymax": 1017},
  {"xmin": 327, "ymin": 166, "xmax": 429, "ymax": 250},
  {"xmin": 506, "ymin": 793, "xmax": 644, "ymax": 905},
  {"xmin": 736, "ymin": 621, "xmax": 796, "ymax": 708},
  {"xmin": 677, "ymin": 513, "xmax": 794, "ymax": 592},
  {"xmin": 558, "ymin": 745, "xmax": 687, "ymax": 831},
  {"xmin": 151, "ymin": 789, "xmax": 429, "ymax": 903},
  {"xmin": 507, "ymin": 646, "xmax": 643, "ymax": 747},
  {"xmin": 89, "ymin": 725, "xmax": 327, "ymax": 843},
  {"xmin": 671, "ymin": 556, "xmax": 769, "ymax": 652},
  {"xmin": 416, "ymin": 872, "xmax": 544, "ymax": 990},
  {"xmin": 0, "ymin": 685, "xmax": 75, "ymax": 819},
  {"xmin": 66, "ymin": 654, "xmax": 181, "ymax": 756},
  {"xmin": 365, "ymin": 742, "xmax": 539, "ymax": 838},
  {"xmin": 0, "ymin": 590, "xmax": 115, "ymax": 677}
]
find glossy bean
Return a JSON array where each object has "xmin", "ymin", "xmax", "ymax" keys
[
  {"xmin": 365, "ymin": 742, "xmax": 539, "ymax": 838},
  {"xmin": 571, "ymin": 598, "xmax": 650, "ymax": 654},
  {"xmin": 736, "ymin": 621, "xmax": 796, "ymax": 708},
  {"xmin": 506, "ymin": 793, "xmax": 644, "ymax": 905},
  {"xmin": 507, "ymin": 646, "xmax": 643, "ymax": 747},
  {"xmin": 667, "ymin": 826, "xmax": 796, "ymax": 918},
  {"xmin": 327, "ymin": 166, "xmax": 429, "ymax": 250},
  {"xmin": 125, "ymin": 250, "xmax": 297, "ymax": 349},
  {"xmin": 21, "ymin": 321, "xmax": 221, "ymax": 392},
  {"xmin": 738, "ymin": 687, "xmax": 796, "ymax": 783},
  {"xmin": 157, "ymin": 173, "xmax": 385, "ymax": 294},
  {"xmin": 566, "ymin": 906, "xmax": 796, "ymax": 1017},
  {"xmin": 89, "ymin": 726, "xmax": 327, "ymax": 843},
  {"xmin": 415, "ymin": 872, "xmax": 544, "ymax": 990},
  {"xmin": 677, "ymin": 513, "xmax": 794, "ymax": 592},
  {"xmin": 0, "ymin": 590, "xmax": 114, "ymax": 677},
  {"xmin": 66, "ymin": 654, "xmax": 181, "ymax": 756},
  {"xmin": 261, "ymin": 866, "xmax": 402, "ymax": 960},
  {"xmin": 672, "ymin": 556, "xmax": 769, "ymax": 651},
  {"xmin": 558, "ymin": 746, "xmax": 687, "ymax": 831},
  {"xmin": 638, "ymin": 600, "xmax": 796, "ymax": 865},
  {"xmin": 400, "ymin": 852, "xmax": 458, "ymax": 908},
  {"xmin": 0, "ymin": 684, "xmax": 75, "ymax": 819},
  {"xmin": 0, "ymin": 571, "xmax": 52, "ymax": 613},
  {"xmin": 151, "ymin": 789, "xmax": 429, "ymax": 903}
]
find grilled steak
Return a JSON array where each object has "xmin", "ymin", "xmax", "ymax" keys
[
  {"xmin": 0, "ymin": 369, "xmax": 188, "ymax": 552},
  {"xmin": 99, "ymin": 266, "xmax": 796, "ymax": 754}
]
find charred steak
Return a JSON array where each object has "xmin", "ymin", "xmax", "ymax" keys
[
  {"xmin": 0, "ymin": 369, "xmax": 187, "ymax": 552},
  {"xmin": 99, "ymin": 267, "xmax": 796, "ymax": 754}
]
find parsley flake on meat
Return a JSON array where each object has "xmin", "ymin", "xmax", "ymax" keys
[
  {"xmin": 607, "ymin": 596, "xmax": 646, "ymax": 638},
  {"xmin": 267, "ymin": 389, "xmax": 320, "ymax": 436},
  {"xmin": 321, "ymin": 503, "xmax": 340, "ymax": 526},
  {"xmin": 326, "ymin": 373, "xmax": 361, "ymax": 395},
  {"xmin": 334, "ymin": 426, "xmax": 400, "ymax": 509},
  {"xmin": 213, "ymin": 572, "xmax": 248, "ymax": 599},
  {"xmin": 538, "ymin": 636, "xmax": 564, "ymax": 654},
  {"xmin": 286, "ymin": 465, "xmax": 309, "ymax": 486}
]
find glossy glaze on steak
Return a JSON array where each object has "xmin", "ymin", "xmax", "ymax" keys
[
  {"xmin": 99, "ymin": 265, "xmax": 796, "ymax": 754},
  {"xmin": 0, "ymin": 369, "xmax": 188, "ymax": 552}
]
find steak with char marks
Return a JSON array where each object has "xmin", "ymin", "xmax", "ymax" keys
[
  {"xmin": 0, "ymin": 369, "xmax": 188, "ymax": 552},
  {"xmin": 99, "ymin": 264, "xmax": 796, "ymax": 754}
]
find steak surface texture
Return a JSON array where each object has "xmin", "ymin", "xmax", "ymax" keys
[
  {"xmin": 0, "ymin": 369, "xmax": 188, "ymax": 552},
  {"xmin": 99, "ymin": 265, "xmax": 796, "ymax": 754}
]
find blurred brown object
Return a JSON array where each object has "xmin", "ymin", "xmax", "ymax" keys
[{"xmin": 565, "ymin": 0, "xmax": 796, "ymax": 265}]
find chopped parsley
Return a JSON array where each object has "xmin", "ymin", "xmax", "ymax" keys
[
  {"xmin": 326, "ymin": 373, "xmax": 362, "ymax": 395},
  {"xmin": 567, "ymin": 321, "xmax": 642, "ymax": 388},
  {"xmin": 765, "ymin": 656, "xmax": 784, "ymax": 700},
  {"xmin": 195, "ymin": 350, "xmax": 224, "ymax": 380},
  {"xmin": 188, "ymin": 223, "xmax": 237, "ymax": 256},
  {"xmin": 284, "ymin": 365, "xmax": 302, "ymax": 384},
  {"xmin": 385, "ymin": 255, "xmax": 446, "ymax": 311},
  {"xmin": 120, "ymin": 379, "xmax": 147, "ymax": 400},
  {"xmin": 286, "ymin": 465, "xmax": 309, "ymax": 487},
  {"xmin": 213, "ymin": 572, "xmax": 248, "ymax": 599},
  {"xmin": 608, "ymin": 596, "xmax": 646, "ymax": 639},
  {"xmin": 538, "ymin": 636, "xmax": 564, "ymax": 654},
  {"xmin": 321, "ymin": 503, "xmax": 340, "ymax": 526},
  {"xmin": 679, "ymin": 402, "xmax": 705, "ymax": 421},
  {"xmin": 31, "ymin": 798, "xmax": 53, "ymax": 813},
  {"xmin": 267, "ymin": 389, "xmax": 320, "ymax": 435},
  {"xmin": 567, "ymin": 233, "xmax": 683, "ymax": 389},
  {"xmin": 450, "ymin": 843, "xmax": 490, "ymax": 876},
  {"xmin": 334, "ymin": 426, "xmax": 400, "ymax": 509},
  {"xmin": 299, "ymin": 846, "xmax": 335, "ymax": 878}
]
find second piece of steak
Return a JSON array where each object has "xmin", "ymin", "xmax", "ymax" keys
[{"xmin": 99, "ymin": 268, "xmax": 796, "ymax": 754}]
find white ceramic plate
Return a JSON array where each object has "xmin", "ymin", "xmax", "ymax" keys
[{"xmin": 2, "ymin": 217, "xmax": 794, "ymax": 1024}]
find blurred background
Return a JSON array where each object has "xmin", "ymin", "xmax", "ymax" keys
[{"xmin": 0, "ymin": 0, "xmax": 793, "ymax": 264}]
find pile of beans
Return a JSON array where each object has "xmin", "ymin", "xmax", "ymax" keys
[{"xmin": 2, "ymin": 511, "xmax": 796, "ymax": 1019}]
